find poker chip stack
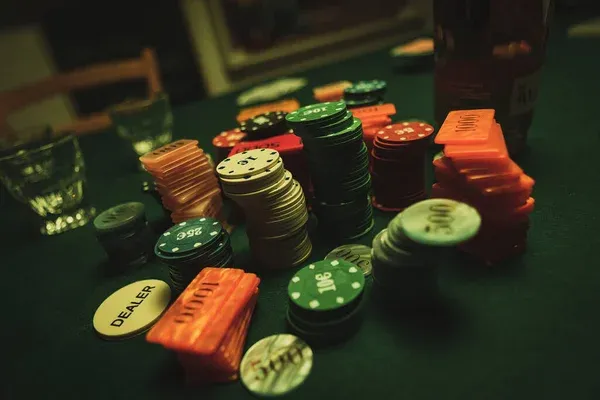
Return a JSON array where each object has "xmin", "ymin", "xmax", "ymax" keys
[
  {"xmin": 140, "ymin": 139, "xmax": 223, "ymax": 224},
  {"xmin": 370, "ymin": 121, "xmax": 435, "ymax": 211},
  {"xmin": 349, "ymin": 103, "xmax": 397, "ymax": 151},
  {"xmin": 313, "ymin": 81, "xmax": 352, "ymax": 102},
  {"xmin": 212, "ymin": 128, "xmax": 247, "ymax": 164},
  {"xmin": 93, "ymin": 202, "xmax": 154, "ymax": 269},
  {"xmin": 432, "ymin": 109, "xmax": 536, "ymax": 265},
  {"xmin": 216, "ymin": 149, "xmax": 312, "ymax": 269},
  {"xmin": 343, "ymin": 80, "xmax": 387, "ymax": 109},
  {"xmin": 229, "ymin": 133, "xmax": 312, "ymax": 201},
  {"xmin": 286, "ymin": 102, "xmax": 374, "ymax": 243},
  {"xmin": 147, "ymin": 268, "xmax": 260, "ymax": 384},
  {"xmin": 371, "ymin": 199, "xmax": 481, "ymax": 303},
  {"xmin": 286, "ymin": 259, "xmax": 366, "ymax": 346},
  {"xmin": 239, "ymin": 111, "xmax": 290, "ymax": 140},
  {"xmin": 154, "ymin": 217, "xmax": 234, "ymax": 292}
]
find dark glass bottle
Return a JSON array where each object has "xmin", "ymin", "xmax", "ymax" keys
[{"xmin": 433, "ymin": 0, "xmax": 553, "ymax": 155}]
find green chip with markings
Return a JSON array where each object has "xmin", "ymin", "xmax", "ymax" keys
[
  {"xmin": 344, "ymin": 80, "xmax": 387, "ymax": 95},
  {"xmin": 399, "ymin": 199, "xmax": 481, "ymax": 246},
  {"xmin": 286, "ymin": 101, "xmax": 347, "ymax": 124},
  {"xmin": 288, "ymin": 259, "xmax": 365, "ymax": 312},
  {"xmin": 155, "ymin": 217, "xmax": 223, "ymax": 256}
]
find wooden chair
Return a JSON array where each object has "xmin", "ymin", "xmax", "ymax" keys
[{"xmin": 0, "ymin": 47, "xmax": 162, "ymax": 140}]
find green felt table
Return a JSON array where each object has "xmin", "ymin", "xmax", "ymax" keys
[{"xmin": 4, "ymin": 19, "xmax": 600, "ymax": 400}]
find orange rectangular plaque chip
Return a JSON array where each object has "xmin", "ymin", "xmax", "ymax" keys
[
  {"xmin": 146, "ymin": 268, "xmax": 260, "ymax": 356},
  {"xmin": 350, "ymin": 103, "xmax": 397, "ymax": 119},
  {"xmin": 237, "ymin": 98, "xmax": 300, "ymax": 123},
  {"xmin": 444, "ymin": 123, "xmax": 508, "ymax": 160},
  {"xmin": 435, "ymin": 109, "xmax": 495, "ymax": 145},
  {"xmin": 140, "ymin": 139, "xmax": 200, "ymax": 168}
]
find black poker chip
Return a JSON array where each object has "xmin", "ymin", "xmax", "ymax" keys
[
  {"xmin": 93, "ymin": 202, "xmax": 155, "ymax": 268},
  {"xmin": 239, "ymin": 111, "xmax": 288, "ymax": 139}
]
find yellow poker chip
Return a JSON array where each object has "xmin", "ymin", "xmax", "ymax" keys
[{"xmin": 93, "ymin": 279, "xmax": 171, "ymax": 340}]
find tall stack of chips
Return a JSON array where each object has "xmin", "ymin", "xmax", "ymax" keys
[
  {"xmin": 371, "ymin": 199, "xmax": 481, "ymax": 303},
  {"xmin": 230, "ymin": 133, "xmax": 312, "ymax": 202},
  {"xmin": 212, "ymin": 128, "xmax": 247, "ymax": 165},
  {"xmin": 286, "ymin": 102, "xmax": 374, "ymax": 242},
  {"xmin": 370, "ymin": 122, "xmax": 435, "ymax": 211},
  {"xmin": 93, "ymin": 202, "xmax": 155, "ymax": 269},
  {"xmin": 343, "ymin": 80, "xmax": 387, "ymax": 109},
  {"xmin": 350, "ymin": 103, "xmax": 397, "ymax": 151},
  {"xmin": 432, "ymin": 110, "xmax": 536, "ymax": 265},
  {"xmin": 216, "ymin": 149, "xmax": 312, "ymax": 269},
  {"xmin": 140, "ymin": 140, "xmax": 223, "ymax": 224},
  {"xmin": 313, "ymin": 81, "xmax": 352, "ymax": 102},
  {"xmin": 286, "ymin": 259, "xmax": 366, "ymax": 346},
  {"xmin": 147, "ymin": 268, "xmax": 260, "ymax": 384},
  {"xmin": 154, "ymin": 217, "xmax": 233, "ymax": 292}
]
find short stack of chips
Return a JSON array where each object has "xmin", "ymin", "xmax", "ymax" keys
[
  {"xmin": 286, "ymin": 102, "xmax": 374, "ymax": 242},
  {"xmin": 140, "ymin": 140, "xmax": 223, "ymax": 224},
  {"xmin": 230, "ymin": 133, "xmax": 312, "ymax": 201},
  {"xmin": 216, "ymin": 149, "xmax": 312, "ymax": 269},
  {"xmin": 93, "ymin": 202, "xmax": 155, "ymax": 268},
  {"xmin": 154, "ymin": 217, "xmax": 233, "ymax": 293},
  {"xmin": 313, "ymin": 81, "xmax": 352, "ymax": 102},
  {"xmin": 146, "ymin": 268, "xmax": 260, "ymax": 384},
  {"xmin": 287, "ymin": 259, "xmax": 366, "ymax": 346},
  {"xmin": 370, "ymin": 121, "xmax": 435, "ymax": 211},
  {"xmin": 343, "ymin": 80, "xmax": 387, "ymax": 109},
  {"xmin": 239, "ymin": 111, "xmax": 290, "ymax": 140},
  {"xmin": 212, "ymin": 128, "xmax": 247, "ymax": 165},
  {"xmin": 432, "ymin": 109, "xmax": 536, "ymax": 265},
  {"xmin": 236, "ymin": 98, "xmax": 300, "ymax": 123},
  {"xmin": 371, "ymin": 199, "xmax": 481, "ymax": 303},
  {"xmin": 350, "ymin": 103, "xmax": 397, "ymax": 151}
]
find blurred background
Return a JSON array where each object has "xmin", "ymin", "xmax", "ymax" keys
[{"xmin": 0, "ymin": 0, "xmax": 595, "ymax": 132}]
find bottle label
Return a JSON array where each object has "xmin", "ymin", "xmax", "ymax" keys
[{"xmin": 509, "ymin": 70, "xmax": 541, "ymax": 116}]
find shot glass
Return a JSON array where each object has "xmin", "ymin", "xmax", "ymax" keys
[
  {"xmin": 0, "ymin": 130, "xmax": 96, "ymax": 235},
  {"xmin": 109, "ymin": 93, "xmax": 173, "ymax": 157}
]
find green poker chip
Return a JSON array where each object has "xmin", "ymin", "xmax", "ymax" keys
[
  {"xmin": 155, "ymin": 217, "xmax": 223, "ymax": 256},
  {"xmin": 286, "ymin": 101, "xmax": 347, "ymax": 124},
  {"xmin": 399, "ymin": 199, "xmax": 481, "ymax": 246},
  {"xmin": 288, "ymin": 259, "xmax": 365, "ymax": 312},
  {"xmin": 154, "ymin": 217, "xmax": 233, "ymax": 292},
  {"xmin": 285, "ymin": 100, "xmax": 373, "ymax": 242},
  {"xmin": 344, "ymin": 80, "xmax": 387, "ymax": 96}
]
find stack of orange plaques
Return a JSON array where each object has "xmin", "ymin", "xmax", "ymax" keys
[
  {"xmin": 350, "ymin": 103, "xmax": 397, "ymax": 152},
  {"xmin": 236, "ymin": 98, "xmax": 300, "ymax": 123},
  {"xmin": 140, "ymin": 139, "xmax": 223, "ymax": 224},
  {"xmin": 432, "ymin": 109, "xmax": 536, "ymax": 265},
  {"xmin": 212, "ymin": 128, "xmax": 247, "ymax": 165},
  {"xmin": 146, "ymin": 268, "xmax": 260, "ymax": 384},
  {"xmin": 229, "ymin": 133, "xmax": 312, "ymax": 200},
  {"xmin": 313, "ymin": 81, "xmax": 353, "ymax": 102}
]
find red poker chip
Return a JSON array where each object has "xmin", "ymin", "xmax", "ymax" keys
[
  {"xmin": 374, "ymin": 122, "xmax": 435, "ymax": 143},
  {"xmin": 212, "ymin": 129, "xmax": 247, "ymax": 148},
  {"xmin": 229, "ymin": 133, "xmax": 302, "ymax": 156},
  {"xmin": 369, "ymin": 123, "xmax": 430, "ymax": 211}
]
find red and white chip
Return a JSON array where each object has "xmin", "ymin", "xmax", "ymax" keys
[
  {"xmin": 375, "ymin": 122, "xmax": 434, "ymax": 143},
  {"xmin": 212, "ymin": 129, "xmax": 247, "ymax": 149}
]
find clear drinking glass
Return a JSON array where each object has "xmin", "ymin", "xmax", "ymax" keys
[
  {"xmin": 109, "ymin": 93, "xmax": 173, "ymax": 157},
  {"xmin": 0, "ymin": 130, "xmax": 96, "ymax": 235}
]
